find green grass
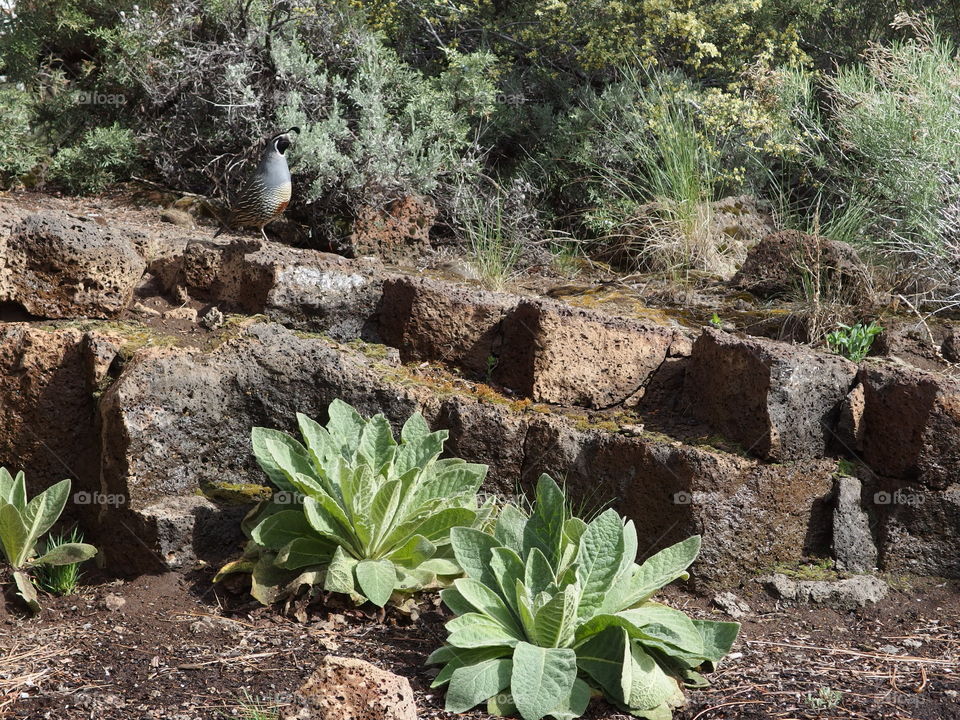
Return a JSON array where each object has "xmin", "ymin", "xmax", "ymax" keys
[
  {"xmin": 33, "ymin": 527, "xmax": 86, "ymax": 596},
  {"xmin": 219, "ymin": 690, "xmax": 281, "ymax": 720},
  {"xmin": 458, "ymin": 190, "xmax": 524, "ymax": 291}
]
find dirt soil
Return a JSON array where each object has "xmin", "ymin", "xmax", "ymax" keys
[{"xmin": 2, "ymin": 569, "xmax": 958, "ymax": 720}]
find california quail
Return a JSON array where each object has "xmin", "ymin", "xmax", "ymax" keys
[{"xmin": 214, "ymin": 127, "xmax": 300, "ymax": 242}]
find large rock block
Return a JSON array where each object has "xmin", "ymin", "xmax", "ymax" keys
[
  {"xmin": 684, "ymin": 329, "xmax": 857, "ymax": 461},
  {"xmin": 857, "ymin": 363, "xmax": 960, "ymax": 488},
  {"xmin": 517, "ymin": 414, "xmax": 836, "ymax": 589},
  {"xmin": 175, "ymin": 239, "xmax": 384, "ymax": 339},
  {"xmin": 378, "ymin": 275, "xmax": 515, "ymax": 377},
  {"xmin": 0, "ymin": 324, "xmax": 118, "ymax": 504},
  {"xmin": 3, "ymin": 210, "xmax": 146, "ymax": 318},
  {"xmin": 494, "ymin": 299, "xmax": 685, "ymax": 408}
]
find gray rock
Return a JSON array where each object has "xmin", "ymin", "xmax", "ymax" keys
[
  {"xmin": 684, "ymin": 329, "xmax": 857, "ymax": 461},
  {"xmin": 494, "ymin": 298, "xmax": 688, "ymax": 408},
  {"xmin": 173, "ymin": 238, "xmax": 384, "ymax": 340},
  {"xmin": 762, "ymin": 573, "xmax": 889, "ymax": 610},
  {"xmin": 2, "ymin": 210, "xmax": 146, "ymax": 318},
  {"xmin": 858, "ymin": 363, "xmax": 960, "ymax": 489},
  {"xmin": 832, "ymin": 474, "xmax": 878, "ymax": 572},
  {"xmin": 713, "ymin": 592, "xmax": 752, "ymax": 619}
]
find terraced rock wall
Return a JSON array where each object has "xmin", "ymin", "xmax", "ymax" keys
[{"xmin": 1, "ymin": 196, "xmax": 957, "ymax": 589}]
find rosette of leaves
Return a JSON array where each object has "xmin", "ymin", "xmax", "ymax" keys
[
  {"xmin": 0, "ymin": 469, "xmax": 98, "ymax": 612},
  {"xmin": 428, "ymin": 474, "xmax": 739, "ymax": 720},
  {"xmin": 216, "ymin": 400, "xmax": 494, "ymax": 607}
]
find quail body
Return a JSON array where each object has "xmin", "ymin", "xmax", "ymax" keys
[{"xmin": 215, "ymin": 127, "xmax": 299, "ymax": 242}]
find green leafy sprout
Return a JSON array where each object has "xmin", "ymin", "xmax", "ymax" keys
[
  {"xmin": 34, "ymin": 526, "xmax": 87, "ymax": 596},
  {"xmin": 825, "ymin": 320, "xmax": 882, "ymax": 363},
  {"xmin": 428, "ymin": 474, "xmax": 739, "ymax": 720},
  {"xmin": 215, "ymin": 399, "xmax": 495, "ymax": 607},
  {"xmin": 0, "ymin": 469, "xmax": 98, "ymax": 612}
]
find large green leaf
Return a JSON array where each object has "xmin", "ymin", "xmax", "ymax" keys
[
  {"xmin": 430, "ymin": 645, "xmax": 512, "ymax": 687},
  {"xmin": 32, "ymin": 542, "xmax": 97, "ymax": 567},
  {"xmin": 20, "ymin": 479, "xmax": 71, "ymax": 567},
  {"xmin": 548, "ymin": 677, "xmax": 592, "ymax": 720},
  {"xmin": 355, "ymin": 558, "xmax": 397, "ymax": 607},
  {"xmin": 447, "ymin": 613, "xmax": 522, "ymax": 649},
  {"xmin": 450, "ymin": 527, "xmax": 500, "ymax": 587},
  {"xmin": 394, "ymin": 431, "xmax": 446, "ymax": 476},
  {"xmin": 0, "ymin": 501, "xmax": 27, "ymax": 566},
  {"xmin": 532, "ymin": 583, "xmax": 579, "ymax": 649},
  {"xmin": 490, "ymin": 547, "xmax": 525, "ymax": 613},
  {"xmin": 369, "ymin": 479, "xmax": 402, "ymax": 549},
  {"xmin": 325, "ymin": 398, "xmax": 366, "ymax": 453},
  {"xmin": 524, "ymin": 547, "xmax": 556, "ymax": 596},
  {"xmin": 400, "ymin": 412, "xmax": 431, "ymax": 443},
  {"xmin": 578, "ymin": 626, "xmax": 631, "ymax": 704},
  {"xmin": 385, "ymin": 507, "xmax": 476, "ymax": 549},
  {"xmin": 430, "ymin": 463, "xmax": 488, "ymax": 496},
  {"xmin": 523, "ymin": 475, "xmax": 567, "ymax": 569},
  {"xmin": 252, "ymin": 510, "xmax": 320, "ymax": 550},
  {"xmin": 0, "ymin": 468, "xmax": 26, "ymax": 511},
  {"xmin": 296, "ymin": 412, "xmax": 339, "ymax": 478},
  {"xmin": 441, "ymin": 586, "xmax": 478, "ymax": 616},
  {"xmin": 274, "ymin": 537, "xmax": 334, "ymax": 569},
  {"xmin": 357, "ymin": 414, "xmax": 397, "ymax": 469},
  {"xmin": 620, "ymin": 603, "xmax": 704, "ymax": 658},
  {"xmin": 692, "ymin": 619, "xmax": 741, "ymax": 668},
  {"xmin": 576, "ymin": 509, "xmax": 624, "ymax": 619},
  {"xmin": 454, "ymin": 578, "xmax": 524, "ymax": 638},
  {"xmin": 606, "ymin": 536, "xmax": 701, "ymax": 612},
  {"xmin": 494, "ymin": 504, "xmax": 527, "ymax": 552},
  {"xmin": 386, "ymin": 534, "xmax": 436, "ymax": 568},
  {"xmin": 510, "ymin": 642, "xmax": 578, "ymax": 720},
  {"xmin": 251, "ymin": 428, "xmax": 313, "ymax": 492},
  {"xmin": 324, "ymin": 545, "xmax": 359, "ymax": 596},
  {"xmin": 622, "ymin": 639, "xmax": 686, "ymax": 714},
  {"xmin": 13, "ymin": 569, "xmax": 39, "ymax": 612},
  {"xmin": 446, "ymin": 658, "xmax": 513, "ymax": 713}
]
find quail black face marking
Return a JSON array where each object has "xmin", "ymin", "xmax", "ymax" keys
[{"xmin": 214, "ymin": 127, "xmax": 299, "ymax": 242}]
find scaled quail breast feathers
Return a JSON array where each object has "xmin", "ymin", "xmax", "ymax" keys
[{"xmin": 214, "ymin": 126, "xmax": 299, "ymax": 242}]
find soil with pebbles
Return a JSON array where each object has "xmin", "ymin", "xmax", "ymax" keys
[{"xmin": 1, "ymin": 568, "xmax": 958, "ymax": 720}]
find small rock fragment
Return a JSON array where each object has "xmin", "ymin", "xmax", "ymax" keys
[
  {"xmin": 712, "ymin": 591, "xmax": 751, "ymax": 619},
  {"xmin": 200, "ymin": 306, "xmax": 225, "ymax": 330},
  {"xmin": 163, "ymin": 306, "xmax": 198, "ymax": 322},
  {"xmin": 281, "ymin": 655, "xmax": 418, "ymax": 720},
  {"xmin": 103, "ymin": 594, "xmax": 126, "ymax": 611}
]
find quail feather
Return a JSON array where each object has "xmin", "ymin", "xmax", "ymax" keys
[{"xmin": 215, "ymin": 127, "xmax": 299, "ymax": 242}]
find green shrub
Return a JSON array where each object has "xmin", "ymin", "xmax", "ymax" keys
[
  {"xmin": 429, "ymin": 474, "xmax": 739, "ymax": 720},
  {"xmin": 48, "ymin": 123, "xmax": 137, "ymax": 194},
  {"xmin": 0, "ymin": 469, "xmax": 98, "ymax": 612},
  {"xmin": 826, "ymin": 321, "xmax": 883, "ymax": 363},
  {"xmin": 766, "ymin": 18, "xmax": 960, "ymax": 309},
  {"xmin": 0, "ymin": 88, "xmax": 43, "ymax": 187},
  {"xmin": 216, "ymin": 399, "xmax": 495, "ymax": 607}
]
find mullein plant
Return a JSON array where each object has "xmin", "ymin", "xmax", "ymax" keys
[
  {"xmin": 0, "ymin": 469, "xmax": 97, "ymax": 611},
  {"xmin": 216, "ymin": 400, "xmax": 496, "ymax": 607},
  {"xmin": 429, "ymin": 474, "xmax": 739, "ymax": 720}
]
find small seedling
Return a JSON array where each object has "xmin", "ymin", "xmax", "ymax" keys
[
  {"xmin": 34, "ymin": 527, "xmax": 87, "ymax": 596},
  {"xmin": 709, "ymin": 312, "xmax": 722, "ymax": 328},
  {"xmin": 805, "ymin": 686, "xmax": 843, "ymax": 712},
  {"xmin": 825, "ymin": 321, "xmax": 882, "ymax": 362},
  {"xmin": 485, "ymin": 354, "xmax": 499, "ymax": 382},
  {"xmin": 0, "ymin": 470, "xmax": 98, "ymax": 611}
]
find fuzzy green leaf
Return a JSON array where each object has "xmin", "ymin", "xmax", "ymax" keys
[
  {"xmin": 355, "ymin": 558, "xmax": 397, "ymax": 607},
  {"xmin": 32, "ymin": 542, "xmax": 97, "ymax": 567},
  {"xmin": 510, "ymin": 642, "xmax": 578, "ymax": 720},
  {"xmin": 446, "ymin": 657, "xmax": 513, "ymax": 713}
]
